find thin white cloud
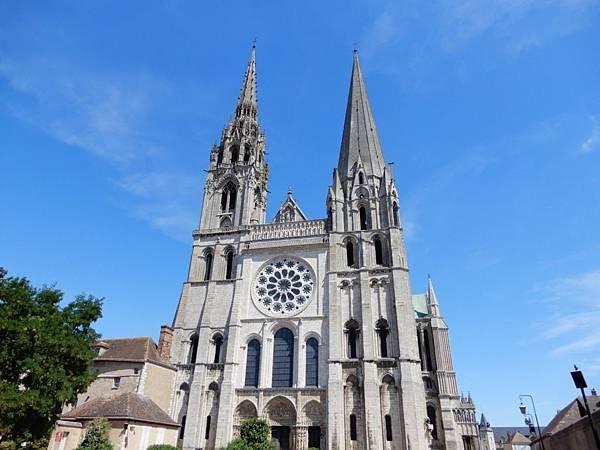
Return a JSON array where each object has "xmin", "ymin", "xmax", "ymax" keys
[
  {"xmin": 534, "ymin": 270, "xmax": 600, "ymax": 365},
  {"xmin": 0, "ymin": 56, "xmax": 202, "ymax": 240},
  {"xmin": 581, "ymin": 116, "xmax": 600, "ymax": 154}
]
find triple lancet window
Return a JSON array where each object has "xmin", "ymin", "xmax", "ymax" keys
[
  {"xmin": 243, "ymin": 329, "xmax": 320, "ymax": 388},
  {"xmin": 220, "ymin": 182, "xmax": 237, "ymax": 212}
]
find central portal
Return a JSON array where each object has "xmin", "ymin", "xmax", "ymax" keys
[{"xmin": 271, "ymin": 426, "xmax": 290, "ymax": 450}]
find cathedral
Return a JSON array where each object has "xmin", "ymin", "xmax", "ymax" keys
[{"xmin": 167, "ymin": 46, "xmax": 494, "ymax": 450}]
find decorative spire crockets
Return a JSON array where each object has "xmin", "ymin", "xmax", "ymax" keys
[
  {"xmin": 337, "ymin": 51, "xmax": 386, "ymax": 183},
  {"xmin": 235, "ymin": 45, "xmax": 258, "ymax": 120}
]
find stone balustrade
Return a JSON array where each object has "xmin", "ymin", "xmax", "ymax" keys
[{"xmin": 250, "ymin": 219, "xmax": 326, "ymax": 240}]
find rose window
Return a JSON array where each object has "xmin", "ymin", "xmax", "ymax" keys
[{"xmin": 253, "ymin": 256, "xmax": 315, "ymax": 317}]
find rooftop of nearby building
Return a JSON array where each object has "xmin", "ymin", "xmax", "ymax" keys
[
  {"xmin": 62, "ymin": 391, "xmax": 178, "ymax": 427},
  {"xmin": 493, "ymin": 427, "xmax": 536, "ymax": 443},
  {"xmin": 542, "ymin": 395, "xmax": 600, "ymax": 436},
  {"xmin": 93, "ymin": 336, "xmax": 174, "ymax": 369}
]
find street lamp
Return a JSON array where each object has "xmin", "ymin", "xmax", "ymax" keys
[
  {"xmin": 570, "ymin": 365, "xmax": 600, "ymax": 450},
  {"xmin": 519, "ymin": 394, "xmax": 546, "ymax": 450}
]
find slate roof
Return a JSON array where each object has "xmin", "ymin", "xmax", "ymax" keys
[
  {"xmin": 543, "ymin": 395, "xmax": 600, "ymax": 436},
  {"xmin": 94, "ymin": 337, "xmax": 174, "ymax": 369},
  {"xmin": 507, "ymin": 431, "xmax": 531, "ymax": 444},
  {"xmin": 62, "ymin": 392, "xmax": 178, "ymax": 427},
  {"xmin": 493, "ymin": 427, "xmax": 534, "ymax": 442}
]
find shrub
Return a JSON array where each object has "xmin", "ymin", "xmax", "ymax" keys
[
  {"xmin": 224, "ymin": 438, "xmax": 250, "ymax": 450},
  {"xmin": 77, "ymin": 418, "xmax": 113, "ymax": 450},
  {"xmin": 147, "ymin": 446, "xmax": 177, "ymax": 450},
  {"xmin": 239, "ymin": 418, "xmax": 270, "ymax": 446}
]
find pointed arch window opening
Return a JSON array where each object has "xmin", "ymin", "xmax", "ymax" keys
[
  {"xmin": 220, "ymin": 182, "xmax": 237, "ymax": 213},
  {"xmin": 376, "ymin": 319, "xmax": 390, "ymax": 358},
  {"xmin": 359, "ymin": 206, "xmax": 369, "ymax": 230},
  {"xmin": 212, "ymin": 334, "xmax": 223, "ymax": 363},
  {"xmin": 217, "ymin": 148, "xmax": 224, "ymax": 165},
  {"xmin": 427, "ymin": 405, "xmax": 439, "ymax": 440},
  {"xmin": 358, "ymin": 172, "xmax": 365, "ymax": 185},
  {"xmin": 393, "ymin": 202, "xmax": 400, "ymax": 227},
  {"xmin": 231, "ymin": 145, "xmax": 239, "ymax": 163},
  {"xmin": 423, "ymin": 329, "xmax": 434, "ymax": 371},
  {"xmin": 345, "ymin": 240, "xmax": 355, "ymax": 268},
  {"xmin": 189, "ymin": 334, "xmax": 199, "ymax": 365},
  {"xmin": 225, "ymin": 250, "xmax": 235, "ymax": 280},
  {"xmin": 374, "ymin": 236, "xmax": 384, "ymax": 265},
  {"xmin": 243, "ymin": 144, "xmax": 251, "ymax": 163},
  {"xmin": 204, "ymin": 252, "xmax": 213, "ymax": 281},
  {"xmin": 305, "ymin": 337, "xmax": 319, "ymax": 387},
  {"xmin": 272, "ymin": 328, "xmax": 294, "ymax": 387},
  {"xmin": 245, "ymin": 339, "xmax": 261, "ymax": 387},
  {"xmin": 345, "ymin": 320, "xmax": 360, "ymax": 359}
]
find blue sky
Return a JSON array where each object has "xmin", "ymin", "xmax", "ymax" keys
[{"xmin": 1, "ymin": 0, "xmax": 599, "ymax": 426}]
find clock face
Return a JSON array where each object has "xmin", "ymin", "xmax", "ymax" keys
[{"xmin": 252, "ymin": 256, "xmax": 315, "ymax": 317}]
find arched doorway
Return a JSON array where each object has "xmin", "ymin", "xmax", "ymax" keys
[{"xmin": 264, "ymin": 396, "xmax": 297, "ymax": 450}]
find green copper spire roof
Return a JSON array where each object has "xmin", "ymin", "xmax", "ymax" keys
[{"xmin": 337, "ymin": 51, "xmax": 386, "ymax": 183}]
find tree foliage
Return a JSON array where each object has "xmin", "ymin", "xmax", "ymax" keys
[
  {"xmin": 0, "ymin": 268, "xmax": 103, "ymax": 446},
  {"xmin": 77, "ymin": 419, "xmax": 112, "ymax": 450},
  {"xmin": 224, "ymin": 418, "xmax": 273, "ymax": 450},
  {"xmin": 147, "ymin": 445, "xmax": 177, "ymax": 450}
]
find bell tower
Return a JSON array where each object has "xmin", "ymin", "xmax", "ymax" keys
[{"xmin": 199, "ymin": 45, "xmax": 268, "ymax": 230}]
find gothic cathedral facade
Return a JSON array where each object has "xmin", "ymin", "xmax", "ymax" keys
[{"xmin": 168, "ymin": 47, "xmax": 487, "ymax": 450}]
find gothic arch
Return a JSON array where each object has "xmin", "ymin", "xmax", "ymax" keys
[
  {"xmin": 381, "ymin": 373, "xmax": 395, "ymax": 385},
  {"xmin": 208, "ymin": 381, "xmax": 219, "ymax": 391},
  {"xmin": 235, "ymin": 400, "xmax": 258, "ymax": 425},
  {"xmin": 264, "ymin": 396, "xmax": 297, "ymax": 427},
  {"xmin": 345, "ymin": 374, "xmax": 360, "ymax": 387},
  {"xmin": 342, "ymin": 235, "xmax": 359, "ymax": 268},
  {"xmin": 302, "ymin": 400, "xmax": 324, "ymax": 425}
]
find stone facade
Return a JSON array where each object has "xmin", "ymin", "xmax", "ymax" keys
[{"xmin": 169, "ymin": 47, "xmax": 493, "ymax": 450}]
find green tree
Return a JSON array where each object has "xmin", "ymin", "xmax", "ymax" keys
[
  {"xmin": 224, "ymin": 418, "xmax": 273, "ymax": 450},
  {"xmin": 147, "ymin": 445, "xmax": 177, "ymax": 450},
  {"xmin": 77, "ymin": 419, "xmax": 112, "ymax": 450},
  {"xmin": 0, "ymin": 268, "xmax": 103, "ymax": 446}
]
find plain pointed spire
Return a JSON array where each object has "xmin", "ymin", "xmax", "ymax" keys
[
  {"xmin": 235, "ymin": 45, "xmax": 258, "ymax": 120},
  {"xmin": 427, "ymin": 275, "xmax": 441, "ymax": 317},
  {"xmin": 337, "ymin": 50, "xmax": 386, "ymax": 183}
]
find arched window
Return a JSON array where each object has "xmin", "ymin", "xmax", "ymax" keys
[
  {"xmin": 359, "ymin": 206, "xmax": 369, "ymax": 230},
  {"xmin": 220, "ymin": 217, "xmax": 232, "ymax": 229},
  {"xmin": 393, "ymin": 202, "xmax": 399, "ymax": 227},
  {"xmin": 189, "ymin": 334, "xmax": 199, "ymax": 365},
  {"xmin": 272, "ymin": 328, "xmax": 294, "ymax": 387},
  {"xmin": 423, "ymin": 330, "xmax": 434, "ymax": 371},
  {"xmin": 385, "ymin": 414, "xmax": 393, "ymax": 441},
  {"xmin": 212, "ymin": 334, "xmax": 223, "ymax": 363},
  {"xmin": 350, "ymin": 414, "xmax": 357, "ymax": 441},
  {"xmin": 245, "ymin": 339, "xmax": 261, "ymax": 387},
  {"xmin": 345, "ymin": 240, "xmax": 355, "ymax": 267},
  {"xmin": 229, "ymin": 187, "xmax": 237, "ymax": 211},
  {"xmin": 225, "ymin": 250, "xmax": 234, "ymax": 280},
  {"xmin": 376, "ymin": 318, "xmax": 390, "ymax": 358},
  {"xmin": 345, "ymin": 320, "xmax": 360, "ymax": 359},
  {"xmin": 231, "ymin": 145, "xmax": 239, "ymax": 163},
  {"xmin": 243, "ymin": 145, "xmax": 251, "ymax": 163},
  {"xmin": 358, "ymin": 172, "xmax": 365, "ymax": 184},
  {"xmin": 204, "ymin": 252, "xmax": 213, "ymax": 281},
  {"xmin": 217, "ymin": 148, "xmax": 223, "ymax": 165},
  {"xmin": 220, "ymin": 190, "xmax": 228, "ymax": 211},
  {"xmin": 305, "ymin": 338, "xmax": 319, "ymax": 387},
  {"xmin": 427, "ymin": 405, "xmax": 438, "ymax": 440},
  {"xmin": 374, "ymin": 236, "xmax": 384, "ymax": 265}
]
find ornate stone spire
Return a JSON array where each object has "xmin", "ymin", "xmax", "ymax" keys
[
  {"xmin": 235, "ymin": 45, "xmax": 258, "ymax": 120},
  {"xmin": 427, "ymin": 275, "xmax": 441, "ymax": 317},
  {"xmin": 337, "ymin": 50, "xmax": 386, "ymax": 183}
]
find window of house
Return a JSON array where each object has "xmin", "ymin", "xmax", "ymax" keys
[
  {"xmin": 133, "ymin": 368, "xmax": 139, "ymax": 375},
  {"xmin": 245, "ymin": 339, "xmax": 261, "ymax": 387},
  {"xmin": 305, "ymin": 338, "xmax": 319, "ymax": 387},
  {"xmin": 112, "ymin": 377, "xmax": 120, "ymax": 389}
]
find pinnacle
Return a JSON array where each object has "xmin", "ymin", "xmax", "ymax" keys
[{"xmin": 236, "ymin": 45, "xmax": 258, "ymax": 119}]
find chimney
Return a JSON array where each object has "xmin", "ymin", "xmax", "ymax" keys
[{"xmin": 158, "ymin": 325, "xmax": 174, "ymax": 360}]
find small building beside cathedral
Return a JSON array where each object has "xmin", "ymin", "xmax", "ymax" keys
[{"xmin": 167, "ymin": 46, "xmax": 494, "ymax": 450}]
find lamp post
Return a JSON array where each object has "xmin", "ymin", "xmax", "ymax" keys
[
  {"xmin": 570, "ymin": 365, "xmax": 600, "ymax": 450},
  {"xmin": 519, "ymin": 394, "xmax": 546, "ymax": 450}
]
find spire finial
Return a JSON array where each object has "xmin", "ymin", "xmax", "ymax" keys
[
  {"xmin": 288, "ymin": 185, "xmax": 293, "ymax": 196},
  {"xmin": 235, "ymin": 44, "xmax": 258, "ymax": 120},
  {"xmin": 252, "ymin": 37, "xmax": 257, "ymax": 48}
]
